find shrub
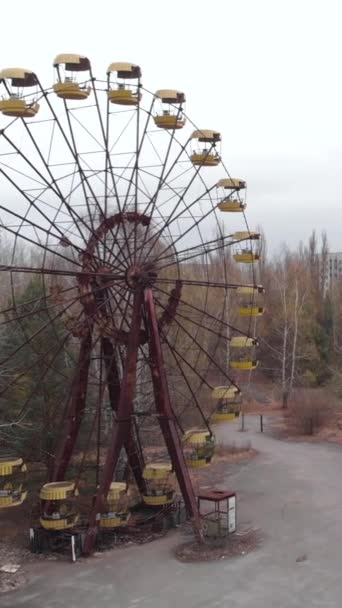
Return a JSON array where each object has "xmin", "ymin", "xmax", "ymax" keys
[
  {"xmin": 215, "ymin": 440, "xmax": 251, "ymax": 458},
  {"xmin": 287, "ymin": 388, "xmax": 335, "ymax": 435}
]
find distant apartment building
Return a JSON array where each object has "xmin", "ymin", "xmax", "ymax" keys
[{"xmin": 322, "ymin": 252, "xmax": 342, "ymax": 292}]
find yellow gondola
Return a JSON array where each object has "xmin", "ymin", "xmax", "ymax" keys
[
  {"xmin": 230, "ymin": 336, "xmax": 258, "ymax": 348},
  {"xmin": 211, "ymin": 412, "xmax": 236, "ymax": 422},
  {"xmin": 211, "ymin": 386, "xmax": 242, "ymax": 423},
  {"xmin": 40, "ymin": 481, "xmax": 79, "ymax": 531},
  {"xmin": 233, "ymin": 249, "xmax": 260, "ymax": 263},
  {"xmin": 233, "ymin": 231, "xmax": 260, "ymax": 241},
  {"xmin": 190, "ymin": 130, "xmax": 221, "ymax": 166},
  {"xmin": 230, "ymin": 360, "xmax": 259, "ymax": 370},
  {"xmin": 142, "ymin": 463, "xmax": 175, "ymax": 506},
  {"xmin": 236, "ymin": 285, "xmax": 265, "ymax": 295},
  {"xmin": 216, "ymin": 178, "xmax": 246, "ymax": 212},
  {"xmin": 183, "ymin": 430, "xmax": 215, "ymax": 467},
  {"xmin": 107, "ymin": 62, "xmax": 141, "ymax": 106},
  {"xmin": 0, "ymin": 69, "xmax": 39, "ymax": 117},
  {"xmin": 230, "ymin": 335, "xmax": 259, "ymax": 371},
  {"xmin": 239, "ymin": 305, "xmax": 264, "ymax": 317},
  {"xmin": 0, "ymin": 457, "xmax": 27, "ymax": 508},
  {"xmin": 218, "ymin": 200, "xmax": 246, "ymax": 212},
  {"xmin": 99, "ymin": 512, "xmax": 131, "ymax": 528},
  {"xmin": 237, "ymin": 284, "xmax": 265, "ymax": 317},
  {"xmin": 154, "ymin": 90, "xmax": 186, "ymax": 129},
  {"xmin": 211, "ymin": 386, "xmax": 240, "ymax": 399},
  {"xmin": 53, "ymin": 54, "xmax": 91, "ymax": 100},
  {"xmin": 217, "ymin": 178, "xmax": 246, "ymax": 190},
  {"xmin": 99, "ymin": 481, "xmax": 131, "ymax": 528}
]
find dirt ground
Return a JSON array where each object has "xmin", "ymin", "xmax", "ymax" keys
[
  {"xmin": 0, "ymin": 440, "xmax": 256, "ymax": 594},
  {"xmin": 5, "ymin": 415, "xmax": 342, "ymax": 606}
]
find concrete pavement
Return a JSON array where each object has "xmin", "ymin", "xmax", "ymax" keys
[{"xmin": 3, "ymin": 416, "xmax": 342, "ymax": 608}]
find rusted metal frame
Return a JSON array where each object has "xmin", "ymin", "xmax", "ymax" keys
[
  {"xmin": 103, "ymin": 77, "xmax": 112, "ymax": 220},
  {"xmin": 0, "ymin": 264, "xmax": 125, "ymax": 280},
  {"xmin": 120, "ymin": 97, "xmax": 154, "ymax": 211},
  {"xmin": 17, "ymin": 114, "xmax": 91, "ymax": 251},
  {"xmin": 135, "ymin": 104, "xmax": 183, "ymax": 264},
  {"xmin": 155, "ymin": 233, "xmax": 243, "ymax": 271},
  {"xmin": 0, "ymin": 196, "xmax": 80, "ymax": 269},
  {"xmin": 0, "ymin": 287, "xmax": 86, "ymax": 368},
  {"xmin": 143, "ymin": 137, "xmax": 220, "ymax": 265},
  {"xmin": 0, "ymin": 273, "xmax": 121, "ymax": 369},
  {"xmin": 141, "ymin": 151, "xmax": 215, "ymax": 261},
  {"xmin": 136, "ymin": 115, "xmax": 189, "ymax": 224},
  {"xmin": 154, "ymin": 294, "xmax": 251, "ymax": 343},
  {"xmin": 53, "ymin": 68, "xmax": 104, "ymax": 238},
  {"xmin": 48, "ymin": 279, "xmax": 126, "ymax": 481},
  {"xmin": 156, "ymin": 278, "xmax": 255, "ymax": 290},
  {"xmin": 133, "ymin": 76, "xmax": 142, "ymax": 262},
  {"xmin": 99, "ymin": 288, "xmax": 145, "ymax": 491},
  {"xmin": 97, "ymin": 85, "xmax": 139, "ymax": 267},
  {"xmin": 0, "ymin": 282, "xmax": 78, "ymax": 316},
  {"xmin": 154, "ymin": 284, "xmax": 249, "ymax": 337},
  {"xmin": 0, "ymin": 202, "xmax": 80, "ymax": 266},
  {"xmin": 80, "ymin": 212, "xmax": 150, "ymax": 281},
  {"xmin": 0, "ymin": 285, "xmax": 89, "ymax": 433},
  {"xmin": 96, "ymin": 343, "xmax": 104, "ymax": 487},
  {"xmin": 0, "ymin": 77, "xmax": 89, "ymax": 251},
  {"xmin": 40, "ymin": 76, "xmax": 119, "ymax": 267},
  {"xmin": 104, "ymin": 276, "xmax": 182, "ymax": 347},
  {"xmin": 148, "ymin": 186, "xmax": 218, "ymax": 263},
  {"xmin": 1, "ymin": 327, "xmax": 81, "ymax": 471},
  {"xmin": 89, "ymin": 71, "xmax": 134, "ymax": 268},
  {"xmin": 83, "ymin": 289, "xmax": 144, "ymax": 554},
  {"xmin": 101, "ymin": 324, "xmax": 146, "ymax": 492},
  {"xmin": 143, "ymin": 287, "xmax": 203, "ymax": 542},
  {"xmin": 0, "ymin": 133, "xmax": 93, "ymax": 258},
  {"xmin": 148, "ymin": 179, "xmax": 212, "ymax": 266},
  {"xmin": 51, "ymin": 323, "xmax": 94, "ymax": 481},
  {"xmin": 0, "ymin": 284, "xmax": 79, "ymax": 327},
  {"xmin": 159, "ymin": 326, "xmax": 213, "ymax": 389},
  {"xmin": 101, "ymin": 337, "xmax": 121, "ymax": 412},
  {"xmin": 103, "ymin": 99, "xmax": 156, "ymax": 270},
  {"xmin": 71, "ymin": 339, "xmax": 113, "ymax": 493},
  {"xmin": 220, "ymin": 155, "xmax": 258, "ymax": 341},
  {"xmin": 1, "ymin": 163, "xmax": 113, "ymax": 271},
  {"xmin": 161, "ymin": 328, "xmax": 210, "ymax": 430},
  {"xmin": 0, "ymin": 322, "xmax": 75, "ymax": 420},
  {"xmin": 157, "ymin": 297, "xmax": 239, "ymax": 392},
  {"xmin": 99, "ymin": 161, "xmax": 167, "ymax": 270},
  {"xmin": 136, "ymin": 337, "xmax": 186, "ymax": 434}
]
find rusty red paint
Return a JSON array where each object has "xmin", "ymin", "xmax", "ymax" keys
[
  {"xmin": 102, "ymin": 337, "xmax": 145, "ymax": 493},
  {"xmin": 51, "ymin": 325, "xmax": 94, "ymax": 482},
  {"xmin": 144, "ymin": 288, "xmax": 203, "ymax": 543},
  {"xmin": 197, "ymin": 490, "xmax": 235, "ymax": 502},
  {"xmin": 83, "ymin": 289, "xmax": 144, "ymax": 555}
]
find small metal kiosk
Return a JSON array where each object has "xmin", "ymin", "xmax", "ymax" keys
[{"xmin": 197, "ymin": 490, "xmax": 237, "ymax": 538}]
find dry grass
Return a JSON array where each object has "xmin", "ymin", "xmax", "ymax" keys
[
  {"xmin": 214, "ymin": 440, "xmax": 252, "ymax": 460},
  {"xmin": 286, "ymin": 389, "xmax": 337, "ymax": 436},
  {"xmin": 174, "ymin": 526, "xmax": 262, "ymax": 562}
]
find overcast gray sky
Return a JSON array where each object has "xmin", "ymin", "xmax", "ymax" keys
[{"xmin": 1, "ymin": 0, "xmax": 341, "ymax": 253}]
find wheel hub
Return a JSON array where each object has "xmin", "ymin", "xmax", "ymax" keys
[{"xmin": 126, "ymin": 264, "xmax": 157, "ymax": 289}]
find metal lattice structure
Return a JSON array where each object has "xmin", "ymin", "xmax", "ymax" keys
[{"xmin": 0, "ymin": 57, "xmax": 263, "ymax": 553}]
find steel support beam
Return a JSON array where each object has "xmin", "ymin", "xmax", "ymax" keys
[
  {"xmin": 144, "ymin": 288, "xmax": 203, "ymax": 542},
  {"xmin": 83, "ymin": 289, "xmax": 144, "ymax": 554},
  {"xmin": 101, "ymin": 336, "xmax": 145, "ymax": 493},
  {"xmin": 51, "ymin": 325, "xmax": 93, "ymax": 482}
]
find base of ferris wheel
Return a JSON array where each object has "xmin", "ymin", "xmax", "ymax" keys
[
  {"xmin": 29, "ymin": 497, "xmax": 185, "ymax": 562},
  {"xmin": 29, "ymin": 491, "xmax": 237, "ymax": 562}
]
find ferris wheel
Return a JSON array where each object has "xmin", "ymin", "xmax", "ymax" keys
[{"xmin": 0, "ymin": 56, "xmax": 264, "ymax": 553}]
